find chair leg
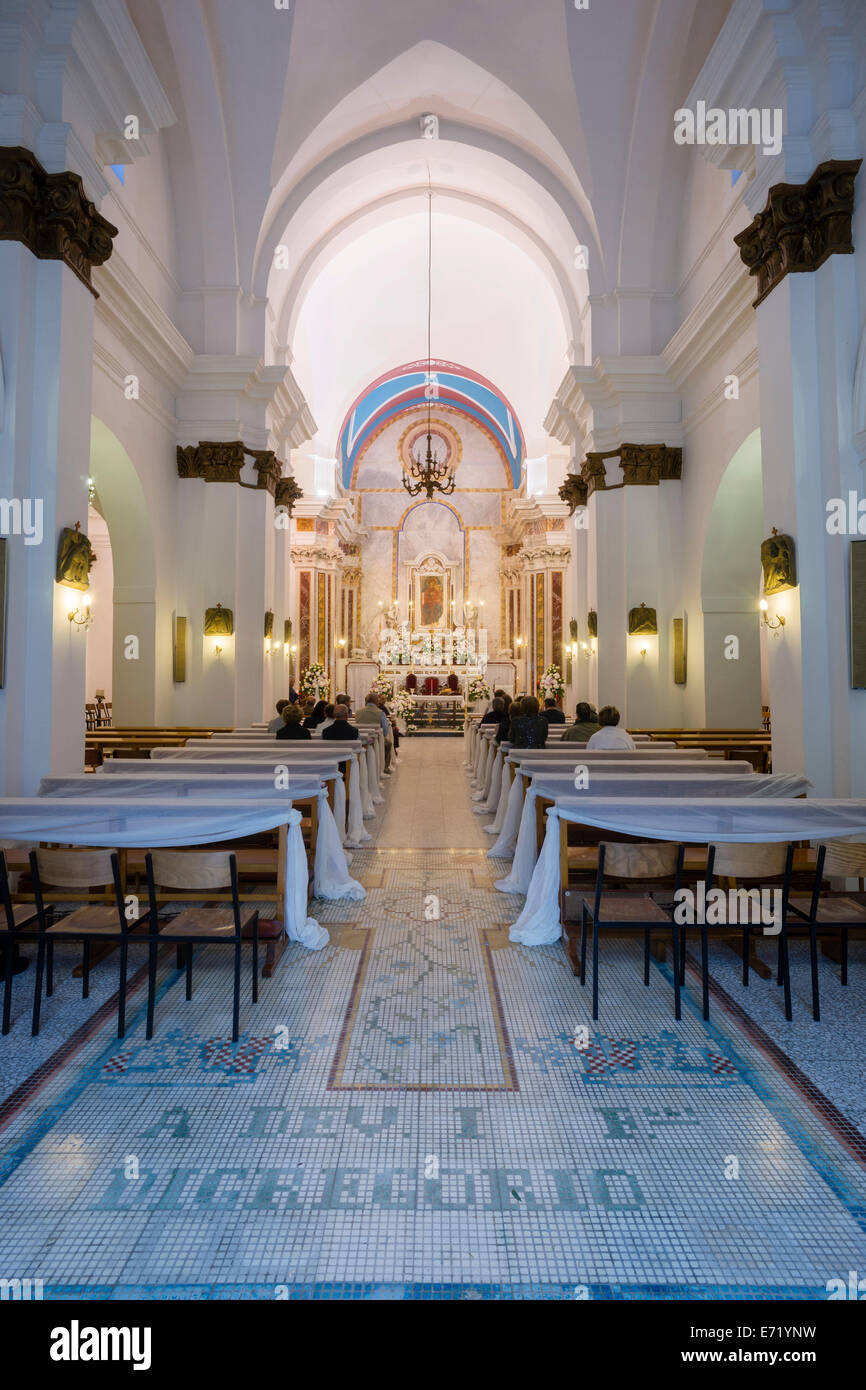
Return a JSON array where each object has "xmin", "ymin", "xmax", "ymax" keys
[
  {"xmin": 841, "ymin": 928, "xmax": 848, "ymax": 986},
  {"xmin": 252, "ymin": 927, "xmax": 259, "ymax": 1004},
  {"xmin": 185, "ymin": 944, "xmax": 193, "ymax": 1001},
  {"xmin": 679, "ymin": 928, "xmax": 687, "ymax": 985},
  {"xmin": 591, "ymin": 918, "xmax": 599, "ymax": 1021},
  {"xmin": 2, "ymin": 938, "xmax": 14, "ymax": 1035},
  {"xmin": 672, "ymin": 923, "xmax": 681, "ymax": 1022},
  {"xmin": 118, "ymin": 936, "xmax": 128, "ymax": 1039},
  {"xmin": 643, "ymin": 928, "xmax": 650, "ymax": 985},
  {"xmin": 31, "ymin": 935, "xmax": 46, "ymax": 1036},
  {"xmin": 780, "ymin": 923, "xmax": 792, "ymax": 1021},
  {"xmin": 82, "ymin": 941, "xmax": 90, "ymax": 1000},
  {"xmin": 146, "ymin": 939, "xmax": 158, "ymax": 1040},
  {"xmin": 809, "ymin": 923, "xmax": 820, "ymax": 1023},
  {"xmin": 579, "ymin": 905, "xmax": 587, "ymax": 987},
  {"xmin": 176, "ymin": 944, "xmax": 184, "ymax": 970},
  {"xmin": 232, "ymin": 939, "xmax": 241, "ymax": 1043},
  {"xmin": 742, "ymin": 926, "xmax": 750, "ymax": 986},
  {"xmin": 700, "ymin": 926, "xmax": 709, "ymax": 1021},
  {"xmin": 46, "ymin": 939, "xmax": 54, "ymax": 997}
]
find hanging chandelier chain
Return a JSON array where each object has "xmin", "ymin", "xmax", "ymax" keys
[{"xmin": 402, "ymin": 170, "xmax": 455, "ymax": 501}]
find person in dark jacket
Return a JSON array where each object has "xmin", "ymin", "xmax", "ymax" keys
[
  {"xmin": 276, "ymin": 704, "xmax": 312, "ymax": 739},
  {"xmin": 303, "ymin": 698, "xmax": 328, "ymax": 730},
  {"xmin": 507, "ymin": 695, "xmax": 548, "ymax": 748},
  {"xmin": 321, "ymin": 705, "xmax": 359, "ymax": 741},
  {"xmin": 482, "ymin": 696, "xmax": 510, "ymax": 740},
  {"xmin": 541, "ymin": 697, "xmax": 566, "ymax": 724}
]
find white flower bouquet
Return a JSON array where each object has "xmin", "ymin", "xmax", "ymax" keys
[
  {"xmin": 300, "ymin": 662, "xmax": 329, "ymax": 700},
  {"xmin": 538, "ymin": 664, "xmax": 565, "ymax": 702}
]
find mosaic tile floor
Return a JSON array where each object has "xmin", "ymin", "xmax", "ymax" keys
[{"xmin": 1, "ymin": 740, "xmax": 865, "ymax": 1300}]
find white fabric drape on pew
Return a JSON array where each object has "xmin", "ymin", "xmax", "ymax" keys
[
  {"xmin": 508, "ymin": 797, "xmax": 866, "ymax": 946},
  {"xmin": 0, "ymin": 798, "xmax": 328, "ymax": 949},
  {"xmin": 38, "ymin": 774, "xmax": 365, "ymax": 904},
  {"xmin": 493, "ymin": 772, "xmax": 813, "ymax": 893}
]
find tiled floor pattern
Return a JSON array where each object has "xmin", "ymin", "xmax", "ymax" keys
[{"xmin": 0, "ymin": 740, "xmax": 865, "ymax": 1300}]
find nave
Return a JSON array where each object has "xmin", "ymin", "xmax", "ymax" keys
[{"xmin": 1, "ymin": 737, "xmax": 864, "ymax": 1300}]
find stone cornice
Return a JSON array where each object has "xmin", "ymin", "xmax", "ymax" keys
[
  {"xmin": 290, "ymin": 546, "xmax": 339, "ymax": 567},
  {"xmin": 0, "ymin": 145, "xmax": 117, "ymax": 295},
  {"xmin": 734, "ymin": 159, "xmax": 862, "ymax": 307}
]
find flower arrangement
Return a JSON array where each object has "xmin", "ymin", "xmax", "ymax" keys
[
  {"xmin": 394, "ymin": 688, "xmax": 415, "ymax": 726},
  {"xmin": 467, "ymin": 676, "xmax": 491, "ymax": 704},
  {"xmin": 373, "ymin": 672, "xmax": 394, "ymax": 698},
  {"xmin": 538, "ymin": 664, "xmax": 565, "ymax": 702},
  {"xmin": 300, "ymin": 662, "xmax": 329, "ymax": 700}
]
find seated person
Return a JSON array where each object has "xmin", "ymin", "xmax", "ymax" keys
[
  {"xmin": 319, "ymin": 703, "xmax": 336, "ymax": 733},
  {"xmin": 304, "ymin": 698, "xmax": 328, "ymax": 730},
  {"xmin": 268, "ymin": 698, "xmax": 289, "ymax": 734},
  {"xmin": 507, "ymin": 695, "xmax": 548, "ymax": 748},
  {"xmin": 541, "ymin": 697, "xmax": 566, "ymax": 724},
  {"xmin": 563, "ymin": 701, "xmax": 602, "ymax": 742},
  {"xmin": 288, "ymin": 684, "xmax": 299, "ymax": 704},
  {"xmin": 335, "ymin": 692, "xmax": 352, "ymax": 715},
  {"xmin": 321, "ymin": 704, "xmax": 360, "ymax": 741},
  {"xmin": 498, "ymin": 695, "xmax": 522, "ymax": 743},
  {"xmin": 482, "ymin": 696, "xmax": 509, "ymax": 738},
  {"xmin": 586, "ymin": 705, "xmax": 636, "ymax": 750},
  {"xmin": 357, "ymin": 693, "xmax": 393, "ymax": 771},
  {"xmin": 276, "ymin": 704, "xmax": 311, "ymax": 740}
]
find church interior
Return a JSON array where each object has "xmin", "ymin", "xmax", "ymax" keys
[{"xmin": 2, "ymin": 0, "xmax": 866, "ymax": 1328}]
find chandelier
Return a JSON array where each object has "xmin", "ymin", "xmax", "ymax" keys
[{"xmin": 403, "ymin": 180, "xmax": 455, "ymax": 501}]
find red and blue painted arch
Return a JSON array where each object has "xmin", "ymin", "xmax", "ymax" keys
[{"xmin": 338, "ymin": 360, "xmax": 525, "ymax": 489}]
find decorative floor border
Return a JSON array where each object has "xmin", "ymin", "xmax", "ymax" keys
[{"xmin": 27, "ymin": 1279, "xmax": 830, "ymax": 1301}]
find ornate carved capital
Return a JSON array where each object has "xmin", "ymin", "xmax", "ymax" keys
[
  {"xmin": 275, "ymin": 475, "xmax": 304, "ymax": 513},
  {"xmin": 582, "ymin": 452, "xmax": 609, "ymax": 496},
  {"xmin": 176, "ymin": 441, "xmax": 300, "ymax": 501},
  {"xmin": 558, "ymin": 473, "xmax": 588, "ymax": 513},
  {"xmin": 0, "ymin": 146, "xmax": 117, "ymax": 296},
  {"xmin": 290, "ymin": 545, "xmax": 335, "ymax": 566},
  {"xmin": 620, "ymin": 443, "xmax": 682, "ymax": 485},
  {"xmin": 734, "ymin": 159, "xmax": 862, "ymax": 308}
]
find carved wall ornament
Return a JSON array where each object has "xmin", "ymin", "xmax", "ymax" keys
[
  {"xmin": 284, "ymin": 620, "xmax": 292, "ymax": 646},
  {"xmin": 734, "ymin": 159, "xmax": 862, "ymax": 308},
  {"xmin": 569, "ymin": 618, "xmax": 578, "ymax": 642},
  {"xmin": 204, "ymin": 603, "xmax": 234, "ymax": 636},
  {"xmin": 628, "ymin": 602, "xmax": 658, "ymax": 635},
  {"xmin": 558, "ymin": 473, "xmax": 588, "ymax": 513},
  {"xmin": 0, "ymin": 146, "xmax": 117, "ymax": 296},
  {"xmin": 264, "ymin": 610, "xmax": 274, "ymax": 641},
  {"xmin": 760, "ymin": 528, "xmax": 797, "ymax": 595},
  {"xmin": 56, "ymin": 521, "xmax": 96, "ymax": 591},
  {"xmin": 275, "ymin": 476, "xmax": 304, "ymax": 513},
  {"xmin": 290, "ymin": 546, "xmax": 335, "ymax": 565},
  {"xmin": 176, "ymin": 442, "xmax": 298, "ymax": 500},
  {"xmin": 587, "ymin": 610, "xmax": 597, "ymax": 638},
  {"xmin": 620, "ymin": 443, "xmax": 682, "ymax": 485}
]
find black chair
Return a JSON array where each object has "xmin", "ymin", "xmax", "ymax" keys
[
  {"xmin": 0, "ymin": 851, "xmax": 39, "ymax": 1035},
  {"xmin": 786, "ymin": 838, "xmax": 866, "ymax": 1021},
  {"xmin": 579, "ymin": 841, "xmax": 685, "ymax": 1021},
  {"xmin": 684, "ymin": 841, "xmax": 795, "ymax": 1022},
  {"xmin": 144, "ymin": 850, "xmax": 259, "ymax": 1042},
  {"xmin": 29, "ymin": 847, "xmax": 150, "ymax": 1037}
]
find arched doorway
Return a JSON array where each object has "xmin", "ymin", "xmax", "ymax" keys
[
  {"xmin": 701, "ymin": 430, "xmax": 765, "ymax": 728},
  {"xmin": 89, "ymin": 418, "xmax": 158, "ymax": 726}
]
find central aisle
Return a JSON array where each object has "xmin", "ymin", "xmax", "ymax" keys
[{"xmin": 374, "ymin": 736, "xmax": 490, "ymax": 848}]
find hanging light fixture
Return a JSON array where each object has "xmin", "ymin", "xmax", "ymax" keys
[{"xmin": 403, "ymin": 178, "xmax": 455, "ymax": 501}]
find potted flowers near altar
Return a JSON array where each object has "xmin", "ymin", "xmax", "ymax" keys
[
  {"xmin": 373, "ymin": 672, "xmax": 394, "ymax": 700},
  {"xmin": 394, "ymin": 687, "xmax": 415, "ymax": 733},
  {"xmin": 539, "ymin": 664, "xmax": 565, "ymax": 706},
  {"xmin": 466, "ymin": 676, "xmax": 491, "ymax": 711},
  {"xmin": 300, "ymin": 662, "xmax": 329, "ymax": 701}
]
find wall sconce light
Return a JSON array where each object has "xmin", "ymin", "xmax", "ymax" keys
[
  {"xmin": 337, "ymin": 637, "xmax": 346, "ymax": 650},
  {"xmin": 639, "ymin": 647, "xmax": 647, "ymax": 658},
  {"xmin": 214, "ymin": 644, "xmax": 223, "ymax": 658},
  {"xmin": 759, "ymin": 598, "xmax": 785, "ymax": 633},
  {"xmin": 514, "ymin": 635, "xmax": 524, "ymax": 650},
  {"xmin": 68, "ymin": 601, "xmax": 93, "ymax": 632},
  {"xmin": 579, "ymin": 640, "xmax": 595, "ymax": 659}
]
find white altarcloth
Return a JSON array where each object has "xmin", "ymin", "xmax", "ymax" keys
[
  {"xmin": 38, "ymin": 773, "xmax": 365, "ymax": 904},
  {"xmin": 0, "ymin": 798, "xmax": 328, "ymax": 949},
  {"xmin": 508, "ymin": 796, "xmax": 866, "ymax": 947},
  {"xmin": 492, "ymin": 773, "xmax": 812, "ymax": 894}
]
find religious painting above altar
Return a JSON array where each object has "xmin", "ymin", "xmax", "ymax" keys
[{"xmin": 411, "ymin": 555, "xmax": 453, "ymax": 631}]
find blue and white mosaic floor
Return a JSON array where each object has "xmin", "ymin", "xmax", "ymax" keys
[{"xmin": 1, "ymin": 741, "xmax": 865, "ymax": 1300}]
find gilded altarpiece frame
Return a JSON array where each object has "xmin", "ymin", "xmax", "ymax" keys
[{"xmin": 536, "ymin": 573, "xmax": 545, "ymax": 692}]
